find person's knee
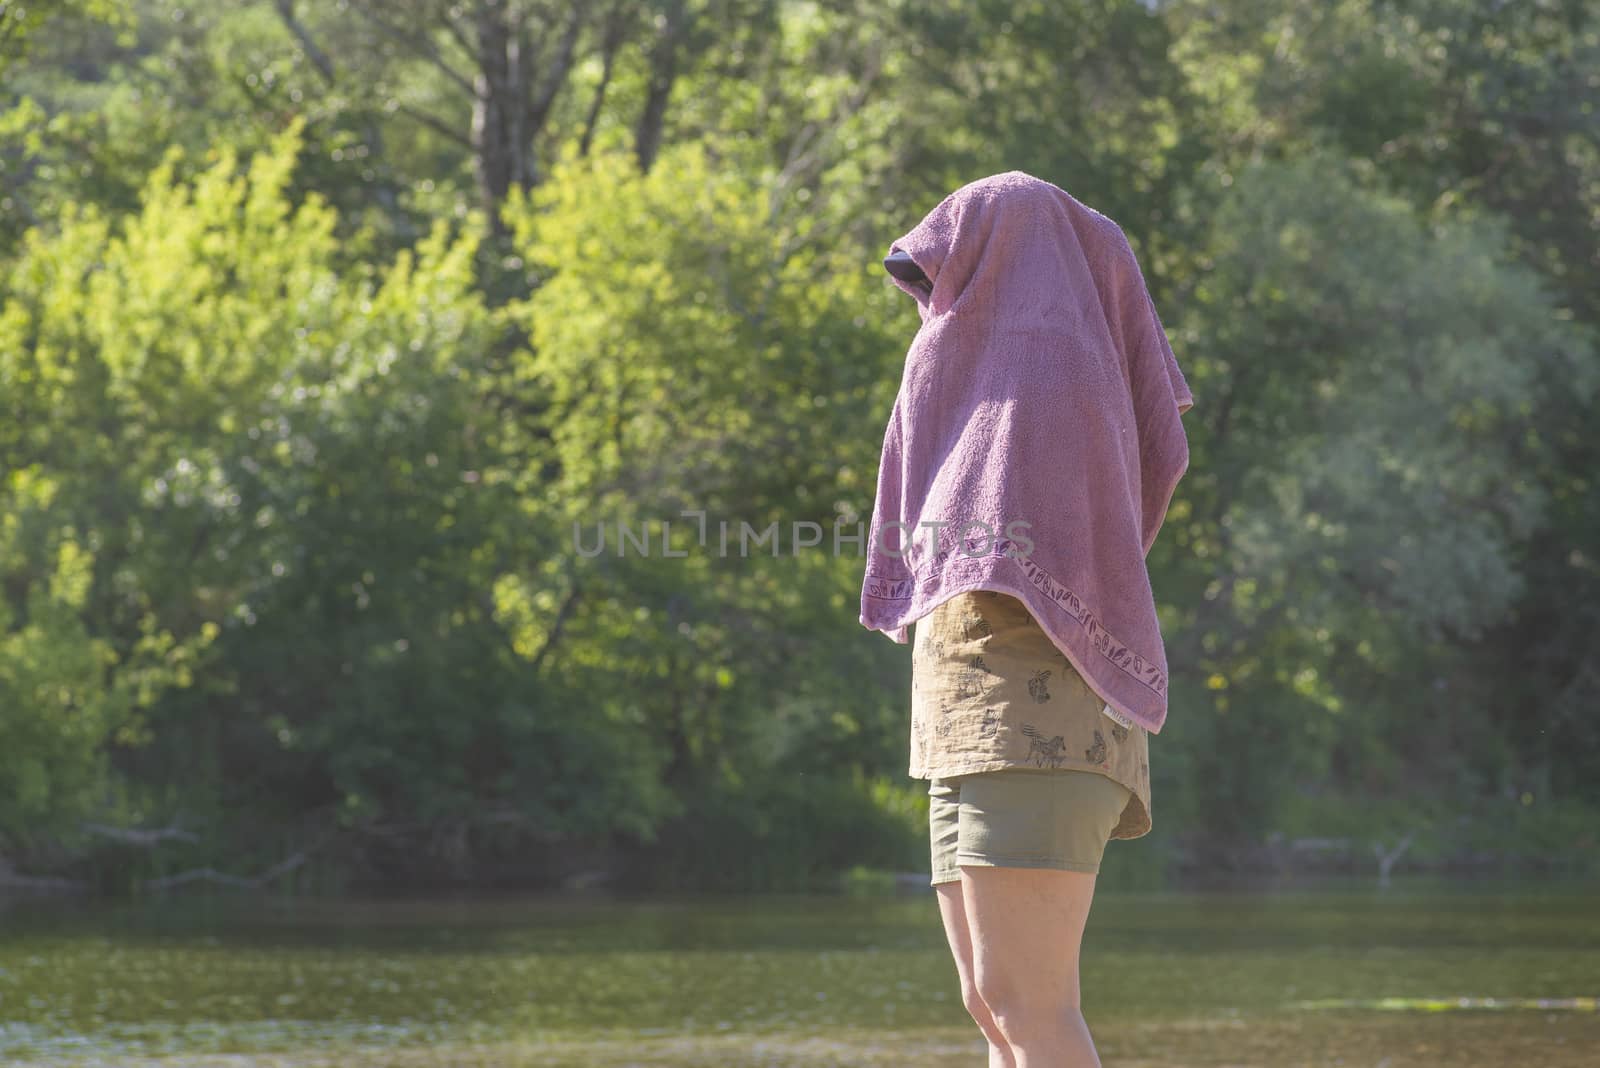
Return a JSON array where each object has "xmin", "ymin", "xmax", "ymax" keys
[
  {"xmin": 962, "ymin": 984, "xmax": 1011, "ymax": 1055},
  {"xmin": 961, "ymin": 979, "xmax": 996, "ymax": 1027},
  {"xmin": 986, "ymin": 995, "xmax": 1084, "ymax": 1052},
  {"xmin": 974, "ymin": 971, "xmax": 1022, "ymax": 1029},
  {"xmin": 975, "ymin": 963, "xmax": 1081, "ymax": 1029}
]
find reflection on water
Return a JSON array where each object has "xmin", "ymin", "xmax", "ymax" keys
[{"xmin": 1, "ymin": 876, "xmax": 1596, "ymax": 1066}]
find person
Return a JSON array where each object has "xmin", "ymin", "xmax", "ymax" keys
[{"xmin": 860, "ymin": 171, "xmax": 1195, "ymax": 1066}]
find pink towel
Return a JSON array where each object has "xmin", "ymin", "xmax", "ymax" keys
[{"xmin": 860, "ymin": 171, "xmax": 1194, "ymax": 734}]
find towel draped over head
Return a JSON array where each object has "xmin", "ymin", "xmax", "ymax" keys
[{"xmin": 860, "ymin": 170, "xmax": 1194, "ymax": 734}]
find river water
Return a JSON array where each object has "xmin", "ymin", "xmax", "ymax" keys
[{"xmin": 1, "ymin": 875, "xmax": 1596, "ymax": 1066}]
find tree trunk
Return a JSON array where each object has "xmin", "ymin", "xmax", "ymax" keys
[
  {"xmin": 471, "ymin": 0, "xmax": 530, "ymax": 239},
  {"xmin": 635, "ymin": 0, "xmax": 691, "ymax": 174}
]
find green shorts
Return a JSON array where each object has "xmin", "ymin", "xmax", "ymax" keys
[{"xmin": 929, "ymin": 767, "xmax": 1133, "ymax": 885}]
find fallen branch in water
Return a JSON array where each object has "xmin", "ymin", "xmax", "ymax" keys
[
  {"xmin": 139, "ymin": 822, "xmax": 338, "ymax": 894},
  {"xmin": 0, "ymin": 855, "xmax": 91, "ymax": 894},
  {"xmin": 81, "ymin": 820, "xmax": 200, "ymax": 847},
  {"xmin": 1372, "ymin": 829, "xmax": 1417, "ymax": 886},
  {"xmin": 140, "ymin": 849, "xmax": 310, "ymax": 892}
]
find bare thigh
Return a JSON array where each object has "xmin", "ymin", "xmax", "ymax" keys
[
  {"xmin": 935, "ymin": 879, "xmax": 980, "ymax": 998},
  {"xmin": 934, "ymin": 877, "xmax": 1012, "ymax": 1058},
  {"xmin": 935, "ymin": 864, "xmax": 1096, "ymax": 1003},
  {"xmin": 958, "ymin": 864, "xmax": 1097, "ymax": 1016}
]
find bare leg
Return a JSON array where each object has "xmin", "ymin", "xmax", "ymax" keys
[
  {"xmin": 934, "ymin": 879, "xmax": 1016, "ymax": 1067},
  {"xmin": 960, "ymin": 863, "xmax": 1102, "ymax": 1067}
]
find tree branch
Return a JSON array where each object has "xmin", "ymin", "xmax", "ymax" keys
[
  {"xmin": 528, "ymin": 572, "xmax": 582, "ymax": 675},
  {"xmin": 0, "ymin": 854, "xmax": 90, "ymax": 894},
  {"xmin": 528, "ymin": 3, "xmax": 586, "ymax": 135},
  {"xmin": 138, "ymin": 823, "xmax": 338, "ymax": 893},
  {"xmin": 393, "ymin": 100, "xmax": 475, "ymax": 149},
  {"xmin": 580, "ymin": 1, "xmax": 633, "ymax": 157},
  {"xmin": 140, "ymin": 850, "xmax": 309, "ymax": 892},
  {"xmin": 273, "ymin": 0, "xmax": 335, "ymax": 87},
  {"xmin": 350, "ymin": 1, "xmax": 479, "ymax": 98},
  {"xmin": 438, "ymin": 4, "xmax": 481, "ymax": 64},
  {"xmin": 82, "ymin": 821, "xmax": 200, "ymax": 847}
]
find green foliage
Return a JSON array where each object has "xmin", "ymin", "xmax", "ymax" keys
[
  {"xmin": 0, "ymin": 117, "xmax": 672, "ymax": 872},
  {"xmin": 624, "ymin": 766, "xmax": 926, "ymax": 893},
  {"xmin": 497, "ymin": 138, "xmax": 915, "ymax": 810},
  {"xmin": 0, "ymin": 0, "xmax": 133, "ymax": 75},
  {"xmin": 0, "ymin": 467, "xmax": 215, "ymax": 845},
  {"xmin": 1161, "ymin": 144, "xmax": 1597, "ymax": 841},
  {"xmin": 3, "ymin": 0, "xmax": 1598, "ymax": 890}
]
